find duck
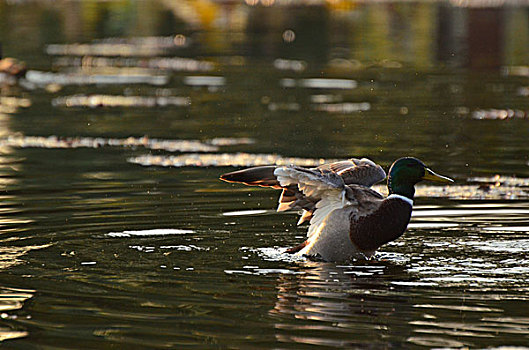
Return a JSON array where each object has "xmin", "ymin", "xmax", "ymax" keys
[{"xmin": 220, "ymin": 157, "xmax": 453, "ymax": 262}]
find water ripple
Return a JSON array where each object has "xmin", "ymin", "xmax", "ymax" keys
[{"xmin": 0, "ymin": 286, "xmax": 33, "ymax": 342}]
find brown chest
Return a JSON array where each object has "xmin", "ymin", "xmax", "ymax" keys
[{"xmin": 349, "ymin": 199, "xmax": 412, "ymax": 252}]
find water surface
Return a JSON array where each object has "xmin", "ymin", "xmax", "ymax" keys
[{"xmin": 1, "ymin": 1, "xmax": 529, "ymax": 348}]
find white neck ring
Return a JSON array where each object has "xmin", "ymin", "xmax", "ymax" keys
[{"xmin": 387, "ymin": 194, "xmax": 413, "ymax": 206}]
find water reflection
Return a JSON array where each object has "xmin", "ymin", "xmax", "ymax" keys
[
  {"xmin": 106, "ymin": 228, "xmax": 194, "ymax": 238},
  {"xmin": 46, "ymin": 36, "xmax": 190, "ymax": 56},
  {"xmin": 130, "ymin": 152, "xmax": 330, "ymax": 168},
  {"xmin": 0, "ymin": 244, "xmax": 50, "ymax": 270},
  {"xmin": 2, "ymin": 1, "xmax": 527, "ymax": 69},
  {"xmin": 270, "ymin": 261, "xmax": 412, "ymax": 348},
  {"xmin": 265, "ymin": 219, "xmax": 529, "ymax": 347},
  {"xmin": 0, "ymin": 97, "xmax": 31, "ymax": 115},
  {"xmin": 53, "ymin": 56, "xmax": 215, "ymax": 72},
  {"xmin": 472, "ymin": 108, "xmax": 529, "ymax": 120},
  {"xmin": 0, "ymin": 286, "xmax": 33, "ymax": 342},
  {"xmin": 0, "ymin": 135, "xmax": 218, "ymax": 152},
  {"xmin": 52, "ymin": 94, "xmax": 191, "ymax": 108},
  {"xmin": 25, "ymin": 70, "xmax": 169, "ymax": 87},
  {"xmin": 280, "ymin": 78, "xmax": 357, "ymax": 89}
]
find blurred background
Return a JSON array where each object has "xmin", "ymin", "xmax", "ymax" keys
[{"xmin": 1, "ymin": 0, "xmax": 528, "ymax": 170}]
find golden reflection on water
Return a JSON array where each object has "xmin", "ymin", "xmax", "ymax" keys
[
  {"xmin": 270, "ymin": 261, "xmax": 408, "ymax": 347},
  {"xmin": 266, "ymin": 243, "xmax": 529, "ymax": 348},
  {"xmin": 0, "ymin": 135, "xmax": 218, "ymax": 152},
  {"xmin": 0, "ymin": 329, "xmax": 27, "ymax": 342},
  {"xmin": 0, "ymin": 244, "xmax": 51, "ymax": 270},
  {"xmin": 0, "ymin": 97, "xmax": 31, "ymax": 116},
  {"xmin": 0, "ymin": 286, "xmax": 34, "ymax": 342},
  {"xmin": 52, "ymin": 94, "xmax": 191, "ymax": 108}
]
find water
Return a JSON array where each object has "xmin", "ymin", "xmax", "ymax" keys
[{"xmin": 1, "ymin": 0, "xmax": 529, "ymax": 348}]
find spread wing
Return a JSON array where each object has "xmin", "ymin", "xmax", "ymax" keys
[
  {"xmin": 276, "ymin": 158, "xmax": 385, "ymax": 224},
  {"xmin": 274, "ymin": 166, "xmax": 351, "ymax": 236},
  {"xmin": 219, "ymin": 166, "xmax": 281, "ymax": 188},
  {"xmin": 274, "ymin": 166, "xmax": 384, "ymax": 238},
  {"xmin": 317, "ymin": 158, "xmax": 386, "ymax": 186},
  {"xmin": 274, "ymin": 166, "xmax": 346, "ymax": 197},
  {"xmin": 219, "ymin": 157, "xmax": 386, "ymax": 225}
]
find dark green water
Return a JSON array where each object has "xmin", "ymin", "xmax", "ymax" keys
[{"xmin": 1, "ymin": 1, "xmax": 529, "ymax": 348}]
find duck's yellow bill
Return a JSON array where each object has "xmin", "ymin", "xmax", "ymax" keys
[{"xmin": 422, "ymin": 168, "xmax": 454, "ymax": 183}]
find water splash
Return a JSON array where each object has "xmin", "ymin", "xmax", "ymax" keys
[{"xmin": 243, "ymin": 246, "xmax": 307, "ymax": 263}]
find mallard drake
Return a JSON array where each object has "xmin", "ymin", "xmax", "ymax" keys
[{"xmin": 220, "ymin": 157, "xmax": 453, "ymax": 262}]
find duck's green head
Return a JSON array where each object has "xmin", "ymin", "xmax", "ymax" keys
[{"xmin": 387, "ymin": 157, "xmax": 453, "ymax": 199}]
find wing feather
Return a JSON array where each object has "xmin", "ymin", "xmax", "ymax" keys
[
  {"xmin": 274, "ymin": 166, "xmax": 345, "ymax": 192},
  {"xmin": 274, "ymin": 166, "xmax": 354, "ymax": 237},
  {"xmin": 306, "ymin": 184, "xmax": 384, "ymax": 239},
  {"xmin": 306, "ymin": 190, "xmax": 349, "ymax": 238},
  {"xmin": 220, "ymin": 158, "xmax": 387, "ymax": 229},
  {"xmin": 320, "ymin": 158, "xmax": 386, "ymax": 186},
  {"xmin": 220, "ymin": 166, "xmax": 281, "ymax": 188}
]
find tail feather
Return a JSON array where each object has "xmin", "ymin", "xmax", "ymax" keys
[{"xmin": 220, "ymin": 166, "xmax": 281, "ymax": 188}]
